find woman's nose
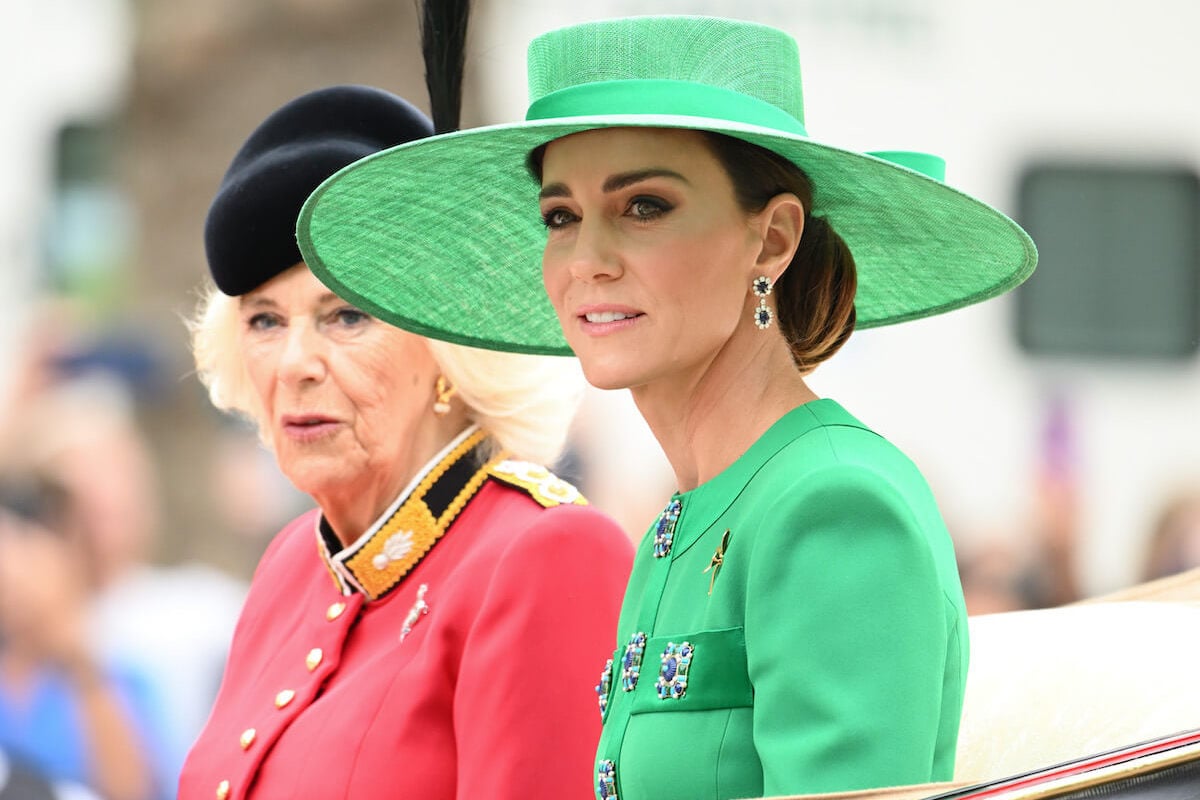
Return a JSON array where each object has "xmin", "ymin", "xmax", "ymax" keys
[
  {"xmin": 277, "ymin": 322, "xmax": 327, "ymax": 385},
  {"xmin": 567, "ymin": 219, "xmax": 623, "ymax": 283}
]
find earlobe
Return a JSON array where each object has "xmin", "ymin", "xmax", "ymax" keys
[{"xmin": 755, "ymin": 193, "xmax": 805, "ymax": 281}]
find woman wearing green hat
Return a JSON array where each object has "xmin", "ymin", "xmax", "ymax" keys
[{"xmin": 297, "ymin": 15, "xmax": 1036, "ymax": 800}]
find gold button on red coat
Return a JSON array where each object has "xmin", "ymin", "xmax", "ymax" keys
[
  {"xmin": 326, "ymin": 601, "xmax": 346, "ymax": 621},
  {"xmin": 306, "ymin": 648, "xmax": 323, "ymax": 671},
  {"xmin": 239, "ymin": 728, "xmax": 256, "ymax": 750},
  {"xmin": 216, "ymin": 779, "xmax": 230, "ymax": 800},
  {"xmin": 275, "ymin": 689, "xmax": 296, "ymax": 709}
]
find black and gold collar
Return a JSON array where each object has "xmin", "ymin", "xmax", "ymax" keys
[
  {"xmin": 316, "ymin": 425, "xmax": 493, "ymax": 601},
  {"xmin": 315, "ymin": 425, "xmax": 591, "ymax": 601}
]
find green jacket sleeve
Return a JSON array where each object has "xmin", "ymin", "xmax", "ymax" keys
[{"xmin": 745, "ymin": 462, "xmax": 954, "ymax": 794}]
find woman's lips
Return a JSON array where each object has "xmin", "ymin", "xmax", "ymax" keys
[
  {"xmin": 576, "ymin": 306, "xmax": 644, "ymax": 336},
  {"xmin": 280, "ymin": 415, "xmax": 340, "ymax": 442}
]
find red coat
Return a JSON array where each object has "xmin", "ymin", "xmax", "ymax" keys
[{"xmin": 180, "ymin": 433, "xmax": 633, "ymax": 800}]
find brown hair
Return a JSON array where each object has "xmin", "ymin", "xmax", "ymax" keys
[{"xmin": 700, "ymin": 132, "xmax": 857, "ymax": 374}]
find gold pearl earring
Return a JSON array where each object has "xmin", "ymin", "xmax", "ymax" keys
[{"xmin": 433, "ymin": 375, "xmax": 458, "ymax": 416}]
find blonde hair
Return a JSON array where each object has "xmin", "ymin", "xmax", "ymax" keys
[{"xmin": 188, "ymin": 283, "xmax": 584, "ymax": 466}]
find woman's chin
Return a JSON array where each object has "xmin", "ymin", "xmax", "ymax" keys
[
  {"xmin": 579, "ymin": 362, "xmax": 640, "ymax": 392},
  {"xmin": 580, "ymin": 371, "xmax": 638, "ymax": 393},
  {"xmin": 278, "ymin": 453, "xmax": 353, "ymax": 499}
]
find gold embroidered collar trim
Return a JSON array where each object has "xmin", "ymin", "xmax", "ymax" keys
[{"xmin": 316, "ymin": 426, "xmax": 493, "ymax": 601}]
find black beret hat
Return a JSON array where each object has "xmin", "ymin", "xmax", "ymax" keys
[{"xmin": 204, "ymin": 85, "xmax": 433, "ymax": 296}]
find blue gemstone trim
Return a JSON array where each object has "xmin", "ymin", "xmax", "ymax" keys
[
  {"xmin": 652, "ymin": 498, "xmax": 682, "ymax": 558},
  {"xmin": 597, "ymin": 759, "xmax": 618, "ymax": 800},
  {"xmin": 752, "ymin": 276, "xmax": 772, "ymax": 297},
  {"xmin": 620, "ymin": 632, "xmax": 646, "ymax": 692},
  {"xmin": 595, "ymin": 658, "xmax": 613, "ymax": 719},
  {"xmin": 655, "ymin": 641, "xmax": 694, "ymax": 700}
]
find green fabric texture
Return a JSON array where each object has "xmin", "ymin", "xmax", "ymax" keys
[
  {"xmin": 528, "ymin": 17, "xmax": 807, "ymax": 126},
  {"xmin": 296, "ymin": 15, "xmax": 1036, "ymax": 355},
  {"xmin": 595, "ymin": 399, "xmax": 968, "ymax": 799}
]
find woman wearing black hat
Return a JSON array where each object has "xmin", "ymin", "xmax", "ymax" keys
[{"xmin": 176, "ymin": 80, "xmax": 633, "ymax": 800}]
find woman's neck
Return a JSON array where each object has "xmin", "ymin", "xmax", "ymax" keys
[
  {"xmin": 631, "ymin": 334, "xmax": 817, "ymax": 493},
  {"xmin": 315, "ymin": 412, "xmax": 472, "ymax": 547},
  {"xmin": 318, "ymin": 479, "xmax": 410, "ymax": 549}
]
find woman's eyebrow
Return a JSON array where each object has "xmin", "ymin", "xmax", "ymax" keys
[
  {"xmin": 602, "ymin": 168, "xmax": 689, "ymax": 193},
  {"xmin": 539, "ymin": 182, "xmax": 571, "ymax": 200},
  {"xmin": 539, "ymin": 168, "xmax": 691, "ymax": 200}
]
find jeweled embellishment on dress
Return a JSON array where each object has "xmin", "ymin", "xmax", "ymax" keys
[
  {"xmin": 655, "ymin": 641, "xmax": 694, "ymax": 700},
  {"xmin": 620, "ymin": 632, "xmax": 646, "ymax": 692},
  {"xmin": 595, "ymin": 658, "xmax": 613, "ymax": 718},
  {"xmin": 652, "ymin": 498, "xmax": 682, "ymax": 558},
  {"xmin": 597, "ymin": 760, "xmax": 618, "ymax": 800}
]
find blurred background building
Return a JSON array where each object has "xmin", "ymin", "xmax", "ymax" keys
[{"xmin": 1, "ymin": 1, "xmax": 1198, "ymax": 789}]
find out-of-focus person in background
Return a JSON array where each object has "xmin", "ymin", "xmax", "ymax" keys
[
  {"xmin": 0, "ymin": 475, "xmax": 157, "ymax": 800},
  {"xmin": 1142, "ymin": 488, "xmax": 1200, "ymax": 581},
  {"xmin": 295, "ymin": 14, "xmax": 1038, "ymax": 799},
  {"xmin": 0, "ymin": 304, "xmax": 245, "ymax": 799},
  {"xmin": 178, "ymin": 79, "xmax": 634, "ymax": 799},
  {"xmin": 0, "ymin": 745, "xmax": 102, "ymax": 800},
  {"xmin": 15, "ymin": 374, "xmax": 246, "ymax": 778},
  {"xmin": 955, "ymin": 537, "xmax": 1045, "ymax": 615},
  {"xmin": 957, "ymin": 395, "xmax": 1085, "ymax": 616}
]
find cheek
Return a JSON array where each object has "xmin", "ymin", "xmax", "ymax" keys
[
  {"xmin": 702, "ymin": 222, "xmax": 755, "ymax": 271},
  {"xmin": 672, "ymin": 238, "xmax": 751, "ymax": 324},
  {"xmin": 341, "ymin": 339, "xmax": 435, "ymax": 417},
  {"xmin": 343, "ymin": 362, "xmax": 405, "ymax": 415},
  {"xmin": 541, "ymin": 252, "xmax": 569, "ymax": 311},
  {"xmin": 240, "ymin": 341, "xmax": 279, "ymax": 402}
]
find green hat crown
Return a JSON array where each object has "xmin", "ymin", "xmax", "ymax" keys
[{"xmin": 526, "ymin": 17, "xmax": 806, "ymax": 134}]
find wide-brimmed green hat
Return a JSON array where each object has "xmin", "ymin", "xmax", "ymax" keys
[{"xmin": 297, "ymin": 15, "xmax": 1036, "ymax": 356}]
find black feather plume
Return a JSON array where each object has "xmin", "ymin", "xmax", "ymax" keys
[{"xmin": 420, "ymin": 0, "xmax": 472, "ymax": 134}]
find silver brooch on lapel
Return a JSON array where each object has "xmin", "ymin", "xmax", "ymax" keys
[{"xmin": 400, "ymin": 583, "xmax": 430, "ymax": 642}]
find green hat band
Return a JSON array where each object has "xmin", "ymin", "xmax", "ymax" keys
[{"xmin": 526, "ymin": 79, "xmax": 808, "ymax": 136}]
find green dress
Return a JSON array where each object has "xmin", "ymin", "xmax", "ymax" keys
[{"xmin": 593, "ymin": 399, "xmax": 968, "ymax": 800}]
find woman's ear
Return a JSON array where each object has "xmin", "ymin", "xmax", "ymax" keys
[{"xmin": 753, "ymin": 193, "xmax": 804, "ymax": 282}]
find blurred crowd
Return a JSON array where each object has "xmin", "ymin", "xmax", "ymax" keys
[{"xmin": 0, "ymin": 304, "xmax": 246, "ymax": 800}]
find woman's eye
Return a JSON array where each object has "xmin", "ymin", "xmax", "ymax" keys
[
  {"xmin": 628, "ymin": 197, "xmax": 670, "ymax": 220},
  {"xmin": 541, "ymin": 208, "xmax": 577, "ymax": 229},
  {"xmin": 247, "ymin": 312, "xmax": 280, "ymax": 331},
  {"xmin": 332, "ymin": 308, "xmax": 370, "ymax": 327}
]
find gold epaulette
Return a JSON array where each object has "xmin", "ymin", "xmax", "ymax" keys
[{"xmin": 486, "ymin": 459, "xmax": 588, "ymax": 508}]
